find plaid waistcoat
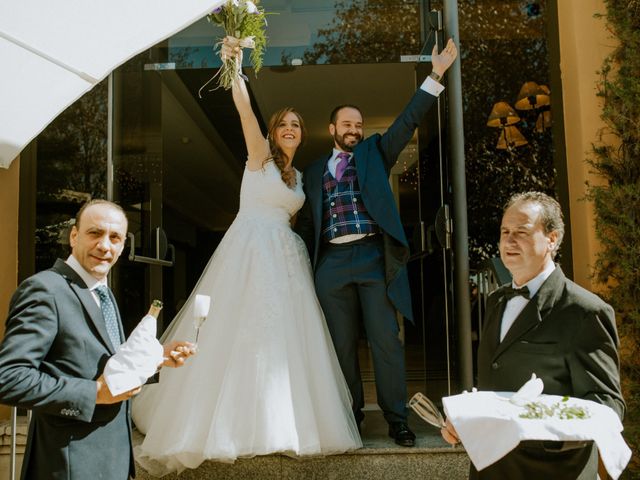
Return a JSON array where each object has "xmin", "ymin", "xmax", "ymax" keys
[{"xmin": 321, "ymin": 160, "xmax": 379, "ymax": 242}]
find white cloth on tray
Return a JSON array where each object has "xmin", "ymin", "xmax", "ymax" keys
[{"xmin": 443, "ymin": 390, "xmax": 631, "ymax": 479}]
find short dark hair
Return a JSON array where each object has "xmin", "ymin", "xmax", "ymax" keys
[
  {"xmin": 74, "ymin": 199, "xmax": 127, "ymax": 230},
  {"xmin": 504, "ymin": 191, "xmax": 565, "ymax": 258},
  {"xmin": 329, "ymin": 104, "xmax": 363, "ymax": 125}
]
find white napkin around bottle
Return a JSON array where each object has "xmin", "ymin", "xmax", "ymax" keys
[{"xmin": 103, "ymin": 314, "xmax": 164, "ymax": 396}]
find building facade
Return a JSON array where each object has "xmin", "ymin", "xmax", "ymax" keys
[{"xmin": 0, "ymin": 0, "xmax": 613, "ymax": 422}]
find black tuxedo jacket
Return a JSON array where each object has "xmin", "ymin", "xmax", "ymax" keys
[
  {"xmin": 0, "ymin": 259, "xmax": 134, "ymax": 480},
  {"xmin": 473, "ymin": 266, "xmax": 624, "ymax": 478},
  {"xmin": 296, "ymin": 89, "xmax": 439, "ymax": 322}
]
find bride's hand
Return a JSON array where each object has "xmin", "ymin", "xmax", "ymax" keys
[{"xmin": 221, "ymin": 36, "xmax": 243, "ymax": 63}]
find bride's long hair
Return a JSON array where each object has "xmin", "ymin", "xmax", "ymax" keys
[{"xmin": 265, "ymin": 107, "xmax": 307, "ymax": 187}]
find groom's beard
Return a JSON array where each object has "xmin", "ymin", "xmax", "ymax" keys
[{"xmin": 333, "ymin": 131, "xmax": 362, "ymax": 152}]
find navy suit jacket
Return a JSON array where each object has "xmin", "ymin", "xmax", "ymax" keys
[
  {"xmin": 0, "ymin": 259, "xmax": 134, "ymax": 480},
  {"xmin": 296, "ymin": 89, "xmax": 439, "ymax": 322}
]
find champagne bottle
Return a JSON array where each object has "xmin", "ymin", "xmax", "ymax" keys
[{"xmin": 147, "ymin": 299, "xmax": 163, "ymax": 319}]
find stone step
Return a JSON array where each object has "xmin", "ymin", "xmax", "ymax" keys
[
  {"xmin": 134, "ymin": 411, "xmax": 470, "ymax": 480},
  {"xmin": 0, "ymin": 412, "xmax": 470, "ymax": 480},
  {"xmin": 136, "ymin": 450, "xmax": 469, "ymax": 480}
]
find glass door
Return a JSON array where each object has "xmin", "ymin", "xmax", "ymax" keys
[
  {"xmin": 106, "ymin": 0, "xmax": 456, "ymax": 405},
  {"xmin": 411, "ymin": 57, "xmax": 456, "ymax": 402},
  {"xmin": 111, "ymin": 49, "xmax": 169, "ymax": 336},
  {"xmin": 387, "ymin": 13, "xmax": 455, "ymax": 404},
  {"xmin": 110, "ymin": 48, "xmax": 247, "ymax": 337}
]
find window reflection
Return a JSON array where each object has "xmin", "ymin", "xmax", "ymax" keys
[
  {"xmin": 169, "ymin": 0, "xmax": 424, "ymax": 68},
  {"xmin": 433, "ymin": 0, "xmax": 556, "ymax": 267},
  {"xmin": 35, "ymin": 81, "xmax": 108, "ymax": 272}
]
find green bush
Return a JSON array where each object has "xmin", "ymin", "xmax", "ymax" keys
[{"xmin": 587, "ymin": 1, "xmax": 640, "ymax": 477}]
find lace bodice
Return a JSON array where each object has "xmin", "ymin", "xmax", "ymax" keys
[{"xmin": 238, "ymin": 161, "xmax": 305, "ymax": 223}]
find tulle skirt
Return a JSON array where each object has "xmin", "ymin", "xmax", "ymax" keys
[{"xmin": 131, "ymin": 212, "xmax": 362, "ymax": 476}]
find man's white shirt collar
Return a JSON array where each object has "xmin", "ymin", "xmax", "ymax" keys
[
  {"xmin": 500, "ymin": 260, "xmax": 556, "ymax": 341},
  {"xmin": 65, "ymin": 254, "xmax": 107, "ymax": 291},
  {"xmin": 328, "ymin": 149, "xmax": 353, "ymax": 178},
  {"xmin": 512, "ymin": 260, "xmax": 556, "ymax": 298}
]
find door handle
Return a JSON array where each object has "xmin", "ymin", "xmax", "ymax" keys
[
  {"xmin": 435, "ymin": 204, "xmax": 452, "ymax": 250},
  {"xmin": 127, "ymin": 227, "xmax": 175, "ymax": 267}
]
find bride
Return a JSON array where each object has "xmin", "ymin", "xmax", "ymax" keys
[{"xmin": 131, "ymin": 39, "xmax": 362, "ymax": 476}]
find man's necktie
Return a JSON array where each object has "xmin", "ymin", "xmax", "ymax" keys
[
  {"xmin": 94, "ymin": 285, "xmax": 122, "ymax": 350},
  {"xmin": 335, "ymin": 152, "xmax": 351, "ymax": 181},
  {"xmin": 502, "ymin": 285, "xmax": 531, "ymax": 301}
]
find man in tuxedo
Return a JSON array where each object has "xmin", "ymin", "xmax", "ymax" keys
[
  {"xmin": 441, "ymin": 192, "xmax": 625, "ymax": 479},
  {"xmin": 295, "ymin": 40, "xmax": 457, "ymax": 446},
  {"xmin": 0, "ymin": 199, "xmax": 194, "ymax": 480}
]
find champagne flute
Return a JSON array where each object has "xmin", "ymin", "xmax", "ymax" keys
[
  {"xmin": 409, "ymin": 392, "xmax": 446, "ymax": 429},
  {"xmin": 193, "ymin": 294, "xmax": 211, "ymax": 346}
]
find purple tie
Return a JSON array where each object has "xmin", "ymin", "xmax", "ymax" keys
[{"xmin": 335, "ymin": 152, "xmax": 351, "ymax": 181}]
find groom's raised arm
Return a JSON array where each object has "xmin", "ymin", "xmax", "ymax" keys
[{"xmin": 378, "ymin": 39, "xmax": 457, "ymax": 171}]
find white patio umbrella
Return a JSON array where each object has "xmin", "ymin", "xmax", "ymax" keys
[{"xmin": 0, "ymin": 0, "xmax": 225, "ymax": 168}]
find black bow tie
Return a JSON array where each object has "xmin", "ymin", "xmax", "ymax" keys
[{"xmin": 502, "ymin": 285, "xmax": 531, "ymax": 301}]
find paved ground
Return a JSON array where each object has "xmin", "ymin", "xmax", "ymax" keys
[
  {"xmin": 132, "ymin": 409, "xmax": 470, "ymax": 480},
  {"xmin": 358, "ymin": 408, "xmax": 455, "ymax": 451}
]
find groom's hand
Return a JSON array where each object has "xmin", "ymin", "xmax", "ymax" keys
[
  {"xmin": 161, "ymin": 341, "xmax": 196, "ymax": 368},
  {"xmin": 431, "ymin": 38, "xmax": 458, "ymax": 78}
]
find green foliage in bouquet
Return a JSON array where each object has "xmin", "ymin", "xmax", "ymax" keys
[{"xmin": 204, "ymin": 0, "xmax": 268, "ymax": 92}]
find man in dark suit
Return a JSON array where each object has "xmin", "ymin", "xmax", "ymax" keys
[
  {"xmin": 441, "ymin": 192, "xmax": 625, "ymax": 479},
  {"xmin": 0, "ymin": 199, "xmax": 194, "ymax": 480},
  {"xmin": 295, "ymin": 40, "xmax": 457, "ymax": 446}
]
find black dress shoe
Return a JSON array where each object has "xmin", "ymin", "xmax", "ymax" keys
[{"xmin": 388, "ymin": 422, "xmax": 416, "ymax": 447}]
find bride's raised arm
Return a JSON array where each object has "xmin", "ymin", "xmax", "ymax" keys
[{"xmin": 221, "ymin": 38, "xmax": 270, "ymax": 171}]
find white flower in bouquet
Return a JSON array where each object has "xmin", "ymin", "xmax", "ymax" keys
[
  {"xmin": 245, "ymin": 1, "xmax": 258, "ymax": 14},
  {"xmin": 199, "ymin": 0, "xmax": 269, "ymax": 96}
]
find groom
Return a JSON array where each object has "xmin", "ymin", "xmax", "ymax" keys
[{"xmin": 296, "ymin": 40, "xmax": 457, "ymax": 446}]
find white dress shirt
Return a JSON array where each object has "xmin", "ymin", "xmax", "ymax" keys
[
  {"xmin": 419, "ymin": 75, "xmax": 446, "ymax": 97},
  {"xmin": 499, "ymin": 261, "xmax": 556, "ymax": 341},
  {"xmin": 327, "ymin": 149, "xmax": 353, "ymax": 178},
  {"xmin": 66, "ymin": 254, "xmax": 108, "ymax": 308}
]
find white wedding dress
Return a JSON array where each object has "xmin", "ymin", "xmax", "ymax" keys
[{"xmin": 132, "ymin": 161, "xmax": 362, "ymax": 476}]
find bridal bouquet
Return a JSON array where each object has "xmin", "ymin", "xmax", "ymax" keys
[{"xmin": 199, "ymin": 0, "xmax": 268, "ymax": 95}]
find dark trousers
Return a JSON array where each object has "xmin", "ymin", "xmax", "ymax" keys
[{"xmin": 315, "ymin": 236, "xmax": 407, "ymax": 424}]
